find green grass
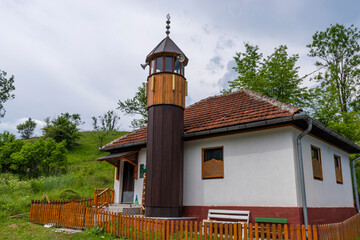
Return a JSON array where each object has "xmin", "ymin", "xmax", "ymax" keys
[
  {"xmin": 0, "ymin": 131, "xmax": 127, "ymax": 238},
  {"xmin": 1, "ymin": 216, "xmax": 123, "ymax": 239}
]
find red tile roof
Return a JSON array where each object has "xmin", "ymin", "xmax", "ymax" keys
[{"xmin": 102, "ymin": 90, "xmax": 302, "ymax": 150}]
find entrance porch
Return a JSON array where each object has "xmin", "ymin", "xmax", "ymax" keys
[{"xmin": 96, "ymin": 150, "xmax": 145, "ymax": 214}]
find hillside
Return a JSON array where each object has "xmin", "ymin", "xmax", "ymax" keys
[{"xmin": 0, "ymin": 131, "xmax": 127, "ymax": 220}]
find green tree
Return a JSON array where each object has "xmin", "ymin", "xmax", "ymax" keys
[
  {"xmin": 92, "ymin": 110, "xmax": 121, "ymax": 147},
  {"xmin": 92, "ymin": 110, "xmax": 120, "ymax": 132},
  {"xmin": 42, "ymin": 113, "xmax": 83, "ymax": 149},
  {"xmin": 307, "ymin": 24, "xmax": 360, "ymax": 113},
  {"xmin": 226, "ymin": 43, "xmax": 309, "ymax": 107},
  {"xmin": 10, "ymin": 138, "xmax": 67, "ymax": 178},
  {"xmin": 307, "ymin": 24, "xmax": 360, "ymax": 142},
  {"xmin": 327, "ymin": 111, "xmax": 360, "ymax": 143},
  {"xmin": 0, "ymin": 69, "xmax": 15, "ymax": 118},
  {"xmin": 0, "ymin": 131, "xmax": 24, "ymax": 172},
  {"xmin": 117, "ymin": 82, "xmax": 147, "ymax": 129},
  {"xmin": 225, "ymin": 43, "xmax": 263, "ymax": 94},
  {"xmin": 16, "ymin": 118, "xmax": 37, "ymax": 139}
]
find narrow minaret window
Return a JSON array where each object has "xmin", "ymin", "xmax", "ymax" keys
[
  {"xmin": 155, "ymin": 57, "xmax": 163, "ymax": 72},
  {"xmin": 165, "ymin": 57, "xmax": 173, "ymax": 72}
]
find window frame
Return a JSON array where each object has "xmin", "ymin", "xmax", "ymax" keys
[
  {"xmin": 311, "ymin": 145, "xmax": 323, "ymax": 180},
  {"xmin": 201, "ymin": 146, "xmax": 224, "ymax": 179},
  {"xmin": 155, "ymin": 57, "xmax": 163, "ymax": 73},
  {"xmin": 334, "ymin": 154, "xmax": 343, "ymax": 184},
  {"xmin": 164, "ymin": 56, "xmax": 173, "ymax": 72}
]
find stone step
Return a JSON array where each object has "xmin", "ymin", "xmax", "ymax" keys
[{"xmin": 105, "ymin": 204, "xmax": 142, "ymax": 215}]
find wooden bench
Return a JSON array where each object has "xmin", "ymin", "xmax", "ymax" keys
[
  {"xmin": 255, "ymin": 217, "xmax": 287, "ymax": 224},
  {"xmin": 203, "ymin": 209, "xmax": 250, "ymax": 225}
]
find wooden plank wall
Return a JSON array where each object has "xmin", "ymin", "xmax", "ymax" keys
[
  {"xmin": 147, "ymin": 73, "xmax": 186, "ymax": 108},
  {"xmin": 29, "ymin": 202, "xmax": 326, "ymax": 240}
]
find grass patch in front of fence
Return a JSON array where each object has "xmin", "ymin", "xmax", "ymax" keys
[{"xmin": 0, "ymin": 215, "xmax": 124, "ymax": 240}]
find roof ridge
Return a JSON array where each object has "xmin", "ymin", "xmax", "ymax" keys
[
  {"xmin": 243, "ymin": 89, "xmax": 301, "ymax": 114},
  {"xmin": 185, "ymin": 90, "xmax": 243, "ymax": 110}
]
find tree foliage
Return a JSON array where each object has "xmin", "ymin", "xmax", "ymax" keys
[
  {"xmin": 0, "ymin": 132, "xmax": 24, "ymax": 173},
  {"xmin": 327, "ymin": 111, "xmax": 360, "ymax": 143},
  {"xmin": 226, "ymin": 43, "xmax": 309, "ymax": 107},
  {"xmin": 42, "ymin": 113, "xmax": 83, "ymax": 149},
  {"xmin": 0, "ymin": 69, "xmax": 15, "ymax": 118},
  {"xmin": 92, "ymin": 110, "xmax": 120, "ymax": 132},
  {"xmin": 92, "ymin": 110, "xmax": 121, "ymax": 147},
  {"xmin": 0, "ymin": 132, "xmax": 67, "ymax": 178},
  {"xmin": 117, "ymin": 82, "xmax": 147, "ymax": 129},
  {"xmin": 16, "ymin": 118, "xmax": 37, "ymax": 139},
  {"xmin": 10, "ymin": 138, "xmax": 67, "ymax": 178},
  {"xmin": 307, "ymin": 24, "xmax": 360, "ymax": 142},
  {"xmin": 226, "ymin": 43, "xmax": 263, "ymax": 93},
  {"xmin": 307, "ymin": 24, "xmax": 360, "ymax": 113}
]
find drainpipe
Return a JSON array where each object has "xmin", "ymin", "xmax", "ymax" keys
[
  {"xmin": 351, "ymin": 157, "xmax": 360, "ymax": 212},
  {"xmin": 297, "ymin": 117, "xmax": 312, "ymax": 227}
]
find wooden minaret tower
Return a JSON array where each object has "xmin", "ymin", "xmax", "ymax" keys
[{"xmin": 144, "ymin": 15, "xmax": 188, "ymax": 217}]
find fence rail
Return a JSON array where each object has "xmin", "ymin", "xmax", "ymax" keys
[
  {"xmin": 30, "ymin": 202, "xmax": 320, "ymax": 240},
  {"xmin": 317, "ymin": 213, "xmax": 360, "ymax": 240},
  {"xmin": 31, "ymin": 197, "xmax": 94, "ymax": 208},
  {"xmin": 94, "ymin": 188, "xmax": 114, "ymax": 209}
]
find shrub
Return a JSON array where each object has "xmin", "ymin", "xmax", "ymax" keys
[
  {"xmin": 0, "ymin": 132, "xmax": 24, "ymax": 172},
  {"xmin": 10, "ymin": 138, "xmax": 67, "ymax": 178},
  {"xmin": 30, "ymin": 179, "xmax": 42, "ymax": 193},
  {"xmin": 59, "ymin": 189, "xmax": 81, "ymax": 201}
]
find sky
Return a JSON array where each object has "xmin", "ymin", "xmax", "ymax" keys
[{"xmin": 0, "ymin": 0, "xmax": 360, "ymax": 137}]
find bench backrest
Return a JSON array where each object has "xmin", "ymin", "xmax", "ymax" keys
[{"xmin": 207, "ymin": 209, "xmax": 250, "ymax": 224}]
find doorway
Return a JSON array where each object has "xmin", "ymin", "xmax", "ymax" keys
[{"xmin": 122, "ymin": 161, "xmax": 135, "ymax": 203}]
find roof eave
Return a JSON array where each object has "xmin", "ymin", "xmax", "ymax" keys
[
  {"xmin": 101, "ymin": 140, "xmax": 146, "ymax": 152},
  {"xmin": 101, "ymin": 114, "xmax": 360, "ymax": 154},
  {"xmin": 183, "ymin": 113, "xmax": 360, "ymax": 153}
]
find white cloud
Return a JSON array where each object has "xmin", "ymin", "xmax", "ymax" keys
[
  {"xmin": 0, "ymin": 0, "xmax": 359, "ymax": 137},
  {"xmin": 0, "ymin": 118, "xmax": 46, "ymax": 138}
]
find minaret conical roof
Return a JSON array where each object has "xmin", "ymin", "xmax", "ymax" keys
[{"xmin": 145, "ymin": 36, "xmax": 188, "ymax": 64}]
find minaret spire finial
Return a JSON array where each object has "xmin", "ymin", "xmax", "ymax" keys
[{"xmin": 166, "ymin": 14, "xmax": 171, "ymax": 37}]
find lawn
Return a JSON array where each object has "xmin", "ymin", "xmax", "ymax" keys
[{"xmin": 1, "ymin": 216, "xmax": 123, "ymax": 240}]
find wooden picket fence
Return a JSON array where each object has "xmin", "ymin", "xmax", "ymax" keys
[
  {"xmin": 30, "ymin": 202, "xmax": 320, "ymax": 240},
  {"xmin": 317, "ymin": 213, "xmax": 360, "ymax": 240}
]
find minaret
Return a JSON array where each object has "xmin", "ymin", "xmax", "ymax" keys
[{"xmin": 144, "ymin": 15, "xmax": 188, "ymax": 217}]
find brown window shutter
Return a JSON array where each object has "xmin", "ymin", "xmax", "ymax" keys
[
  {"xmin": 334, "ymin": 155, "xmax": 343, "ymax": 184},
  {"xmin": 202, "ymin": 146, "xmax": 224, "ymax": 179},
  {"xmin": 203, "ymin": 159, "xmax": 224, "ymax": 179},
  {"xmin": 311, "ymin": 145, "xmax": 323, "ymax": 180}
]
